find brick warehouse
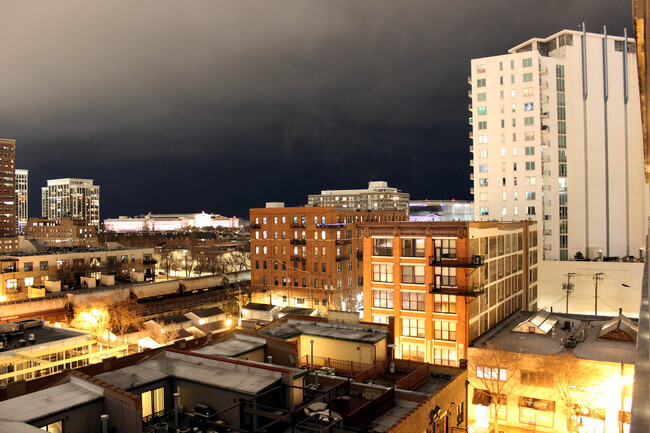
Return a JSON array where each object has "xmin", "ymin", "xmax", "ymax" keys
[
  {"xmin": 250, "ymin": 204, "xmax": 407, "ymax": 311},
  {"xmin": 361, "ymin": 220, "xmax": 538, "ymax": 366}
]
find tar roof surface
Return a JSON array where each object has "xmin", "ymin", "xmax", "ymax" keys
[
  {"xmin": 194, "ymin": 334, "xmax": 266, "ymax": 358},
  {"xmin": 190, "ymin": 306, "xmax": 225, "ymax": 317},
  {"xmin": 96, "ymin": 352, "xmax": 281, "ymax": 395},
  {"xmin": 244, "ymin": 302, "xmax": 278, "ymax": 311},
  {"xmin": 1, "ymin": 325, "xmax": 87, "ymax": 352},
  {"xmin": 472, "ymin": 311, "xmax": 637, "ymax": 364},
  {"xmin": 261, "ymin": 319, "xmax": 388, "ymax": 343},
  {"xmin": 0, "ymin": 377, "xmax": 103, "ymax": 423}
]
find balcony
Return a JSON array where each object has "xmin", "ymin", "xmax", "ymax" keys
[
  {"xmin": 543, "ymin": 200, "xmax": 552, "ymax": 207},
  {"xmin": 251, "ymin": 224, "xmax": 261, "ymax": 229},
  {"xmin": 470, "ymin": 173, "xmax": 474, "ymax": 180},
  {"xmin": 543, "ymin": 244, "xmax": 552, "ymax": 251},
  {"xmin": 290, "ymin": 255, "xmax": 306, "ymax": 262},
  {"xmin": 335, "ymin": 239, "xmax": 351, "ymax": 245},
  {"xmin": 316, "ymin": 222, "xmax": 346, "ymax": 229},
  {"xmin": 542, "ymin": 170, "xmax": 551, "ymax": 177},
  {"xmin": 469, "ymin": 160, "xmax": 474, "ymax": 167},
  {"xmin": 467, "ymin": 76, "xmax": 472, "ymax": 84},
  {"xmin": 541, "ymin": 110, "xmax": 549, "ymax": 118},
  {"xmin": 429, "ymin": 282, "xmax": 484, "ymax": 297},
  {"xmin": 539, "ymin": 65, "xmax": 548, "ymax": 75},
  {"xmin": 541, "ymin": 139, "xmax": 550, "ymax": 147},
  {"xmin": 336, "ymin": 254, "xmax": 350, "ymax": 261},
  {"xmin": 468, "ymin": 117, "xmax": 473, "ymax": 125},
  {"xmin": 468, "ymin": 103, "xmax": 473, "ymax": 111},
  {"xmin": 290, "ymin": 223, "xmax": 306, "ymax": 229},
  {"xmin": 543, "ymin": 230, "xmax": 552, "ymax": 236},
  {"xmin": 540, "ymin": 80, "xmax": 548, "ymax": 89},
  {"xmin": 290, "ymin": 239, "xmax": 307, "ymax": 245},
  {"xmin": 541, "ymin": 125, "xmax": 550, "ymax": 133},
  {"xmin": 468, "ymin": 89, "xmax": 473, "ymax": 98},
  {"xmin": 469, "ymin": 131, "xmax": 474, "ymax": 139},
  {"xmin": 469, "ymin": 145, "xmax": 474, "ymax": 153},
  {"xmin": 470, "ymin": 187, "xmax": 475, "ymax": 195},
  {"xmin": 541, "ymin": 154, "xmax": 551, "ymax": 162},
  {"xmin": 356, "ymin": 250, "xmax": 364, "ymax": 259},
  {"xmin": 542, "ymin": 185, "xmax": 551, "ymax": 191},
  {"xmin": 540, "ymin": 95, "xmax": 549, "ymax": 104},
  {"xmin": 430, "ymin": 254, "xmax": 484, "ymax": 267}
]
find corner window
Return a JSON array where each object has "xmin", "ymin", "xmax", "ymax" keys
[{"xmin": 373, "ymin": 238, "xmax": 393, "ymax": 256}]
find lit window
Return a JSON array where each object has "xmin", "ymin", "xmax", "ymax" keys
[{"xmin": 478, "ymin": 106, "xmax": 487, "ymax": 116}]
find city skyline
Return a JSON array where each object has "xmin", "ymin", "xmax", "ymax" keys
[{"xmin": 0, "ymin": 1, "xmax": 633, "ymax": 219}]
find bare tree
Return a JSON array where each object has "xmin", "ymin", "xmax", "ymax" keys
[
  {"xmin": 469, "ymin": 342, "xmax": 522, "ymax": 432},
  {"xmin": 70, "ymin": 299, "xmax": 112, "ymax": 342},
  {"xmin": 108, "ymin": 298, "xmax": 143, "ymax": 352},
  {"xmin": 540, "ymin": 354, "xmax": 604, "ymax": 431}
]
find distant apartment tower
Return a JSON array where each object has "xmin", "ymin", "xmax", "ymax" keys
[
  {"xmin": 307, "ymin": 181, "xmax": 410, "ymax": 211},
  {"xmin": 0, "ymin": 139, "xmax": 16, "ymax": 238},
  {"xmin": 41, "ymin": 178, "xmax": 100, "ymax": 228},
  {"xmin": 470, "ymin": 29, "xmax": 649, "ymax": 260},
  {"xmin": 15, "ymin": 169, "xmax": 28, "ymax": 234}
]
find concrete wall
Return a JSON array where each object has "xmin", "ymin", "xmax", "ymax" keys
[
  {"xmin": 537, "ymin": 260, "xmax": 643, "ymax": 317},
  {"xmin": 31, "ymin": 400, "xmax": 105, "ymax": 433}
]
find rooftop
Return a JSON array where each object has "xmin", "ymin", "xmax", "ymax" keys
[
  {"xmin": 0, "ymin": 320, "xmax": 88, "ymax": 356},
  {"xmin": 188, "ymin": 306, "xmax": 225, "ymax": 318},
  {"xmin": 472, "ymin": 310, "xmax": 637, "ymax": 364},
  {"xmin": 96, "ymin": 351, "xmax": 283, "ymax": 395},
  {"xmin": 193, "ymin": 334, "xmax": 266, "ymax": 358},
  {"xmin": 0, "ymin": 376, "xmax": 103, "ymax": 423},
  {"xmin": 243, "ymin": 302, "xmax": 278, "ymax": 312},
  {"xmin": 259, "ymin": 318, "xmax": 388, "ymax": 344}
]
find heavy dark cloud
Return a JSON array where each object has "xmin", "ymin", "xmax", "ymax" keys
[{"xmin": 0, "ymin": 1, "xmax": 633, "ymax": 219}]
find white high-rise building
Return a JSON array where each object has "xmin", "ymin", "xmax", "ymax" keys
[
  {"xmin": 41, "ymin": 178, "xmax": 100, "ymax": 228},
  {"xmin": 470, "ymin": 29, "xmax": 649, "ymax": 261},
  {"xmin": 15, "ymin": 169, "xmax": 28, "ymax": 234}
]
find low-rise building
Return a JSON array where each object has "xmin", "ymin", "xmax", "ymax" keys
[
  {"xmin": 24, "ymin": 217, "xmax": 99, "ymax": 247},
  {"xmin": 104, "ymin": 212, "xmax": 239, "ymax": 232},
  {"xmin": 409, "ymin": 199, "xmax": 474, "ymax": 222},
  {"xmin": 468, "ymin": 309, "xmax": 636, "ymax": 433},
  {"xmin": 0, "ymin": 245, "xmax": 155, "ymax": 300},
  {"xmin": 362, "ymin": 220, "xmax": 538, "ymax": 366},
  {"xmin": 307, "ymin": 180, "xmax": 410, "ymax": 212}
]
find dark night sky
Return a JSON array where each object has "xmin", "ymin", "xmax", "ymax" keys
[{"xmin": 0, "ymin": 1, "xmax": 634, "ymax": 220}]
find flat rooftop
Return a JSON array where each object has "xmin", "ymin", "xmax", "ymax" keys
[
  {"xmin": 259, "ymin": 319, "xmax": 388, "ymax": 344},
  {"xmin": 472, "ymin": 310, "xmax": 637, "ymax": 364},
  {"xmin": 0, "ymin": 323, "xmax": 88, "ymax": 356},
  {"xmin": 96, "ymin": 351, "xmax": 283, "ymax": 396},
  {"xmin": 193, "ymin": 334, "xmax": 266, "ymax": 358},
  {"xmin": 0, "ymin": 376, "xmax": 103, "ymax": 423}
]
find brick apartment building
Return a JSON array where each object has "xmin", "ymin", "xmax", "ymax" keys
[
  {"xmin": 250, "ymin": 204, "xmax": 407, "ymax": 310},
  {"xmin": 24, "ymin": 217, "xmax": 99, "ymax": 247},
  {"xmin": 361, "ymin": 220, "xmax": 538, "ymax": 366}
]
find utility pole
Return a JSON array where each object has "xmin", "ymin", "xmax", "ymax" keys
[
  {"xmin": 563, "ymin": 273, "xmax": 575, "ymax": 314},
  {"xmin": 593, "ymin": 273, "xmax": 604, "ymax": 316}
]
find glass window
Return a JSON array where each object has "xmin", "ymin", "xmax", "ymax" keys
[
  {"xmin": 523, "ymin": 72, "xmax": 533, "ymax": 82},
  {"xmin": 373, "ymin": 238, "xmax": 393, "ymax": 256},
  {"xmin": 141, "ymin": 386, "xmax": 165, "ymax": 420},
  {"xmin": 401, "ymin": 318, "xmax": 425, "ymax": 338},
  {"xmin": 402, "ymin": 265, "xmax": 425, "ymax": 284},
  {"xmin": 434, "ymin": 321, "xmax": 456, "ymax": 341},
  {"xmin": 402, "ymin": 344, "xmax": 425, "ymax": 362},
  {"xmin": 402, "ymin": 292, "xmax": 425, "ymax": 311},
  {"xmin": 523, "ymin": 58, "xmax": 533, "ymax": 67},
  {"xmin": 477, "ymin": 92, "xmax": 487, "ymax": 101},
  {"xmin": 523, "ymin": 87, "xmax": 533, "ymax": 97},
  {"xmin": 435, "ymin": 267, "xmax": 456, "ymax": 287},
  {"xmin": 477, "ymin": 78, "xmax": 486, "ymax": 87},
  {"xmin": 24, "ymin": 262, "xmax": 33, "ymax": 272},
  {"xmin": 40, "ymin": 261, "xmax": 48, "ymax": 270},
  {"xmin": 478, "ymin": 121, "xmax": 487, "ymax": 130},
  {"xmin": 478, "ymin": 106, "xmax": 487, "ymax": 116},
  {"xmin": 373, "ymin": 264, "xmax": 393, "ymax": 282},
  {"xmin": 401, "ymin": 238, "xmax": 425, "ymax": 257},
  {"xmin": 373, "ymin": 289, "xmax": 393, "ymax": 309},
  {"xmin": 434, "ymin": 238, "xmax": 457, "ymax": 259},
  {"xmin": 434, "ymin": 294, "xmax": 456, "ymax": 313},
  {"xmin": 433, "ymin": 347, "xmax": 457, "ymax": 366}
]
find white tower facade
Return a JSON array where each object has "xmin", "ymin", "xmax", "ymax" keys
[
  {"xmin": 470, "ymin": 29, "xmax": 649, "ymax": 260},
  {"xmin": 41, "ymin": 178, "xmax": 100, "ymax": 228},
  {"xmin": 15, "ymin": 169, "xmax": 28, "ymax": 234}
]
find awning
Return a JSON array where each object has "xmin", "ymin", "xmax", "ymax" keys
[
  {"xmin": 518, "ymin": 396, "xmax": 556, "ymax": 412},
  {"xmin": 472, "ymin": 389, "xmax": 507, "ymax": 406}
]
